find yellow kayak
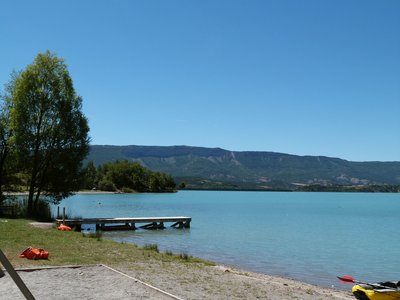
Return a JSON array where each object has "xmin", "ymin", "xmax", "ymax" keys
[{"xmin": 352, "ymin": 283, "xmax": 400, "ymax": 300}]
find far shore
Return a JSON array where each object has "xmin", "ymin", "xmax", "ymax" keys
[{"xmin": 4, "ymin": 190, "xmax": 126, "ymax": 196}]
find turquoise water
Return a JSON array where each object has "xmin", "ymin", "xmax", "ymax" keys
[{"xmin": 58, "ymin": 191, "xmax": 400, "ymax": 288}]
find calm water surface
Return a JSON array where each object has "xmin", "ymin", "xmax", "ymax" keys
[{"xmin": 58, "ymin": 191, "xmax": 400, "ymax": 288}]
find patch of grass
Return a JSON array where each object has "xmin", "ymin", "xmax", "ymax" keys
[
  {"xmin": 82, "ymin": 231, "xmax": 103, "ymax": 241},
  {"xmin": 0, "ymin": 219, "xmax": 215, "ymax": 269},
  {"xmin": 305, "ymin": 288, "xmax": 314, "ymax": 295}
]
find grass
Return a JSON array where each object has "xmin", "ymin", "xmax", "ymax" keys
[
  {"xmin": 82, "ymin": 231, "xmax": 103, "ymax": 241},
  {"xmin": 0, "ymin": 218, "xmax": 215, "ymax": 269}
]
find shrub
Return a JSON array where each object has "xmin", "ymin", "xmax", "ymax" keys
[
  {"xmin": 179, "ymin": 252, "xmax": 190, "ymax": 260},
  {"xmin": 143, "ymin": 244, "xmax": 159, "ymax": 253},
  {"xmin": 121, "ymin": 187, "xmax": 134, "ymax": 193},
  {"xmin": 97, "ymin": 179, "xmax": 116, "ymax": 192}
]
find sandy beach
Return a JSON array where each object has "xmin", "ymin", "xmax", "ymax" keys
[{"xmin": 1, "ymin": 263, "xmax": 353, "ymax": 300}]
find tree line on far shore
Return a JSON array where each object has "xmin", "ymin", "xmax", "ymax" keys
[{"xmin": 82, "ymin": 160, "xmax": 176, "ymax": 193}]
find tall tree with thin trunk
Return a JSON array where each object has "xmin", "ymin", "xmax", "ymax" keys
[
  {"xmin": 0, "ymin": 72, "xmax": 19, "ymax": 203},
  {"xmin": 10, "ymin": 51, "xmax": 90, "ymax": 216}
]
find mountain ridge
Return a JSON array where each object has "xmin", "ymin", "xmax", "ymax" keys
[{"xmin": 86, "ymin": 145, "xmax": 400, "ymax": 190}]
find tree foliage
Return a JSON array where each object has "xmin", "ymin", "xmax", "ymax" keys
[
  {"xmin": 0, "ymin": 88, "xmax": 12, "ymax": 203},
  {"xmin": 82, "ymin": 160, "xmax": 97, "ymax": 190},
  {"xmin": 0, "ymin": 71, "xmax": 22, "ymax": 203},
  {"xmin": 83, "ymin": 160, "xmax": 176, "ymax": 193},
  {"xmin": 7, "ymin": 51, "xmax": 90, "ymax": 215}
]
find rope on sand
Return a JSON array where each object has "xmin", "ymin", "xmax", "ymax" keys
[
  {"xmin": 14, "ymin": 264, "xmax": 184, "ymax": 300},
  {"xmin": 100, "ymin": 264, "xmax": 184, "ymax": 300}
]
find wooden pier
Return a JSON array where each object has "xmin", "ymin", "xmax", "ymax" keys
[{"xmin": 55, "ymin": 216, "xmax": 191, "ymax": 231}]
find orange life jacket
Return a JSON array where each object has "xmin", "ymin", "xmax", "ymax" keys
[
  {"xmin": 19, "ymin": 247, "xmax": 49, "ymax": 260},
  {"xmin": 57, "ymin": 224, "xmax": 72, "ymax": 231}
]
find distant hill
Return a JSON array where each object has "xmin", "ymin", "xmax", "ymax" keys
[{"xmin": 86, "ymin": 145, "xmax": 400, "ymax": 190}]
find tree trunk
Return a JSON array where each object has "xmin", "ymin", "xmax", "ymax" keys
[
  {"xmin": 0, "ymin": 184, "xmax": 3, "ymax": 205},
  {"xmin": 0, "ymin": 146, "xmax": 8, "ymax": 205},
  {"xmin": 27, "ymin": 110, "xmax": 44, "ymax": 217},
  {"xmin": 33, "ymin": 189, "xmax": 41, "ymax": 213},
  {"xmin": 27, "ymin": 178, "xmax": 36, "ymax": 217},
  {"xmin": 27, "ymin": 154, "xmax": 39, "ymax": 216}
]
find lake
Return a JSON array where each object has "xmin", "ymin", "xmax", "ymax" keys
[{"xmin": 57, "ymin": 191, "xmax": 400, "ymax": 288}]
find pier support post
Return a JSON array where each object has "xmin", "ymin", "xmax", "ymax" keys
[
  {"xmin": 184, "ymin": 220, "xmax": 190, "ymax": 228},
  {"xmin": 171, "ymin": 221, "xmax": 182, "ymax": 228}
]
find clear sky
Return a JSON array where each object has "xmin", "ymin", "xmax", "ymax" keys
[{"xmin": 1, "ymin": 1, "xmax": 399, "ymax": 161}]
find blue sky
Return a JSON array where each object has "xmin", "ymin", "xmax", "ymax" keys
[{"xmin": 1, "ymin": 1, "xmax": 399, "ymax": 161}]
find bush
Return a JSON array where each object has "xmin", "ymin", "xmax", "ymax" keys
[
  {"xmin": 121, "ymin": 187, "xmax": 134, "ymax": 193},
  {"xmin": 179, "ymin": 252, "xmax": 190, "ymax": 260},
  {"xmin": 97, "ymin": 179, "xmax": 116, "ymax": 192}
]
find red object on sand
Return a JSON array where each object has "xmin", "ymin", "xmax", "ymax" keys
[{"xmin": 19, "ymin": 247, "xmax": 49, "ymax": 260}]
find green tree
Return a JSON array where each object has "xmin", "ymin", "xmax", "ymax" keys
[
  {"xmin": 130, "ymin": 162, "xmax": 150, "ymax": 192},
  {"xmin": 0, "ymin": 97, "xmax": 12, "ymax": 203},
  {"xmin": 82, "ymin": 160, "xmax": 97, "ymax": 190},
  {"xmin": 10, "ymin": 51, "xmax": 90, "ymax": 216},
  {"xmin": 0, "ymin": 71, "xmax": 19, "ymax": 203}
]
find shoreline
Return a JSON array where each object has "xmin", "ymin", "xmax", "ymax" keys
[
  {"xmin": 28, "ymin": 221, "xmax": 351, "ymax": 297},
  {"xmin": 2, "ymin": 219, "xmax": 353, "ymax": 299},
  {"xmin": 114, "ymin": 246, "xmax": 353, "ymax": 299},
  {"xmin": 25, "ymin": 223, "xmax": 353, "ymax": 299}
]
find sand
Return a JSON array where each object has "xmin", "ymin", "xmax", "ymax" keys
[
  {"xmin": 0, "ymin": 264, "xmax": 353, "ymax": 300},
  {"xmin": 0, "ymin": 265, "xmax": 174, "ymax": 300}
]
